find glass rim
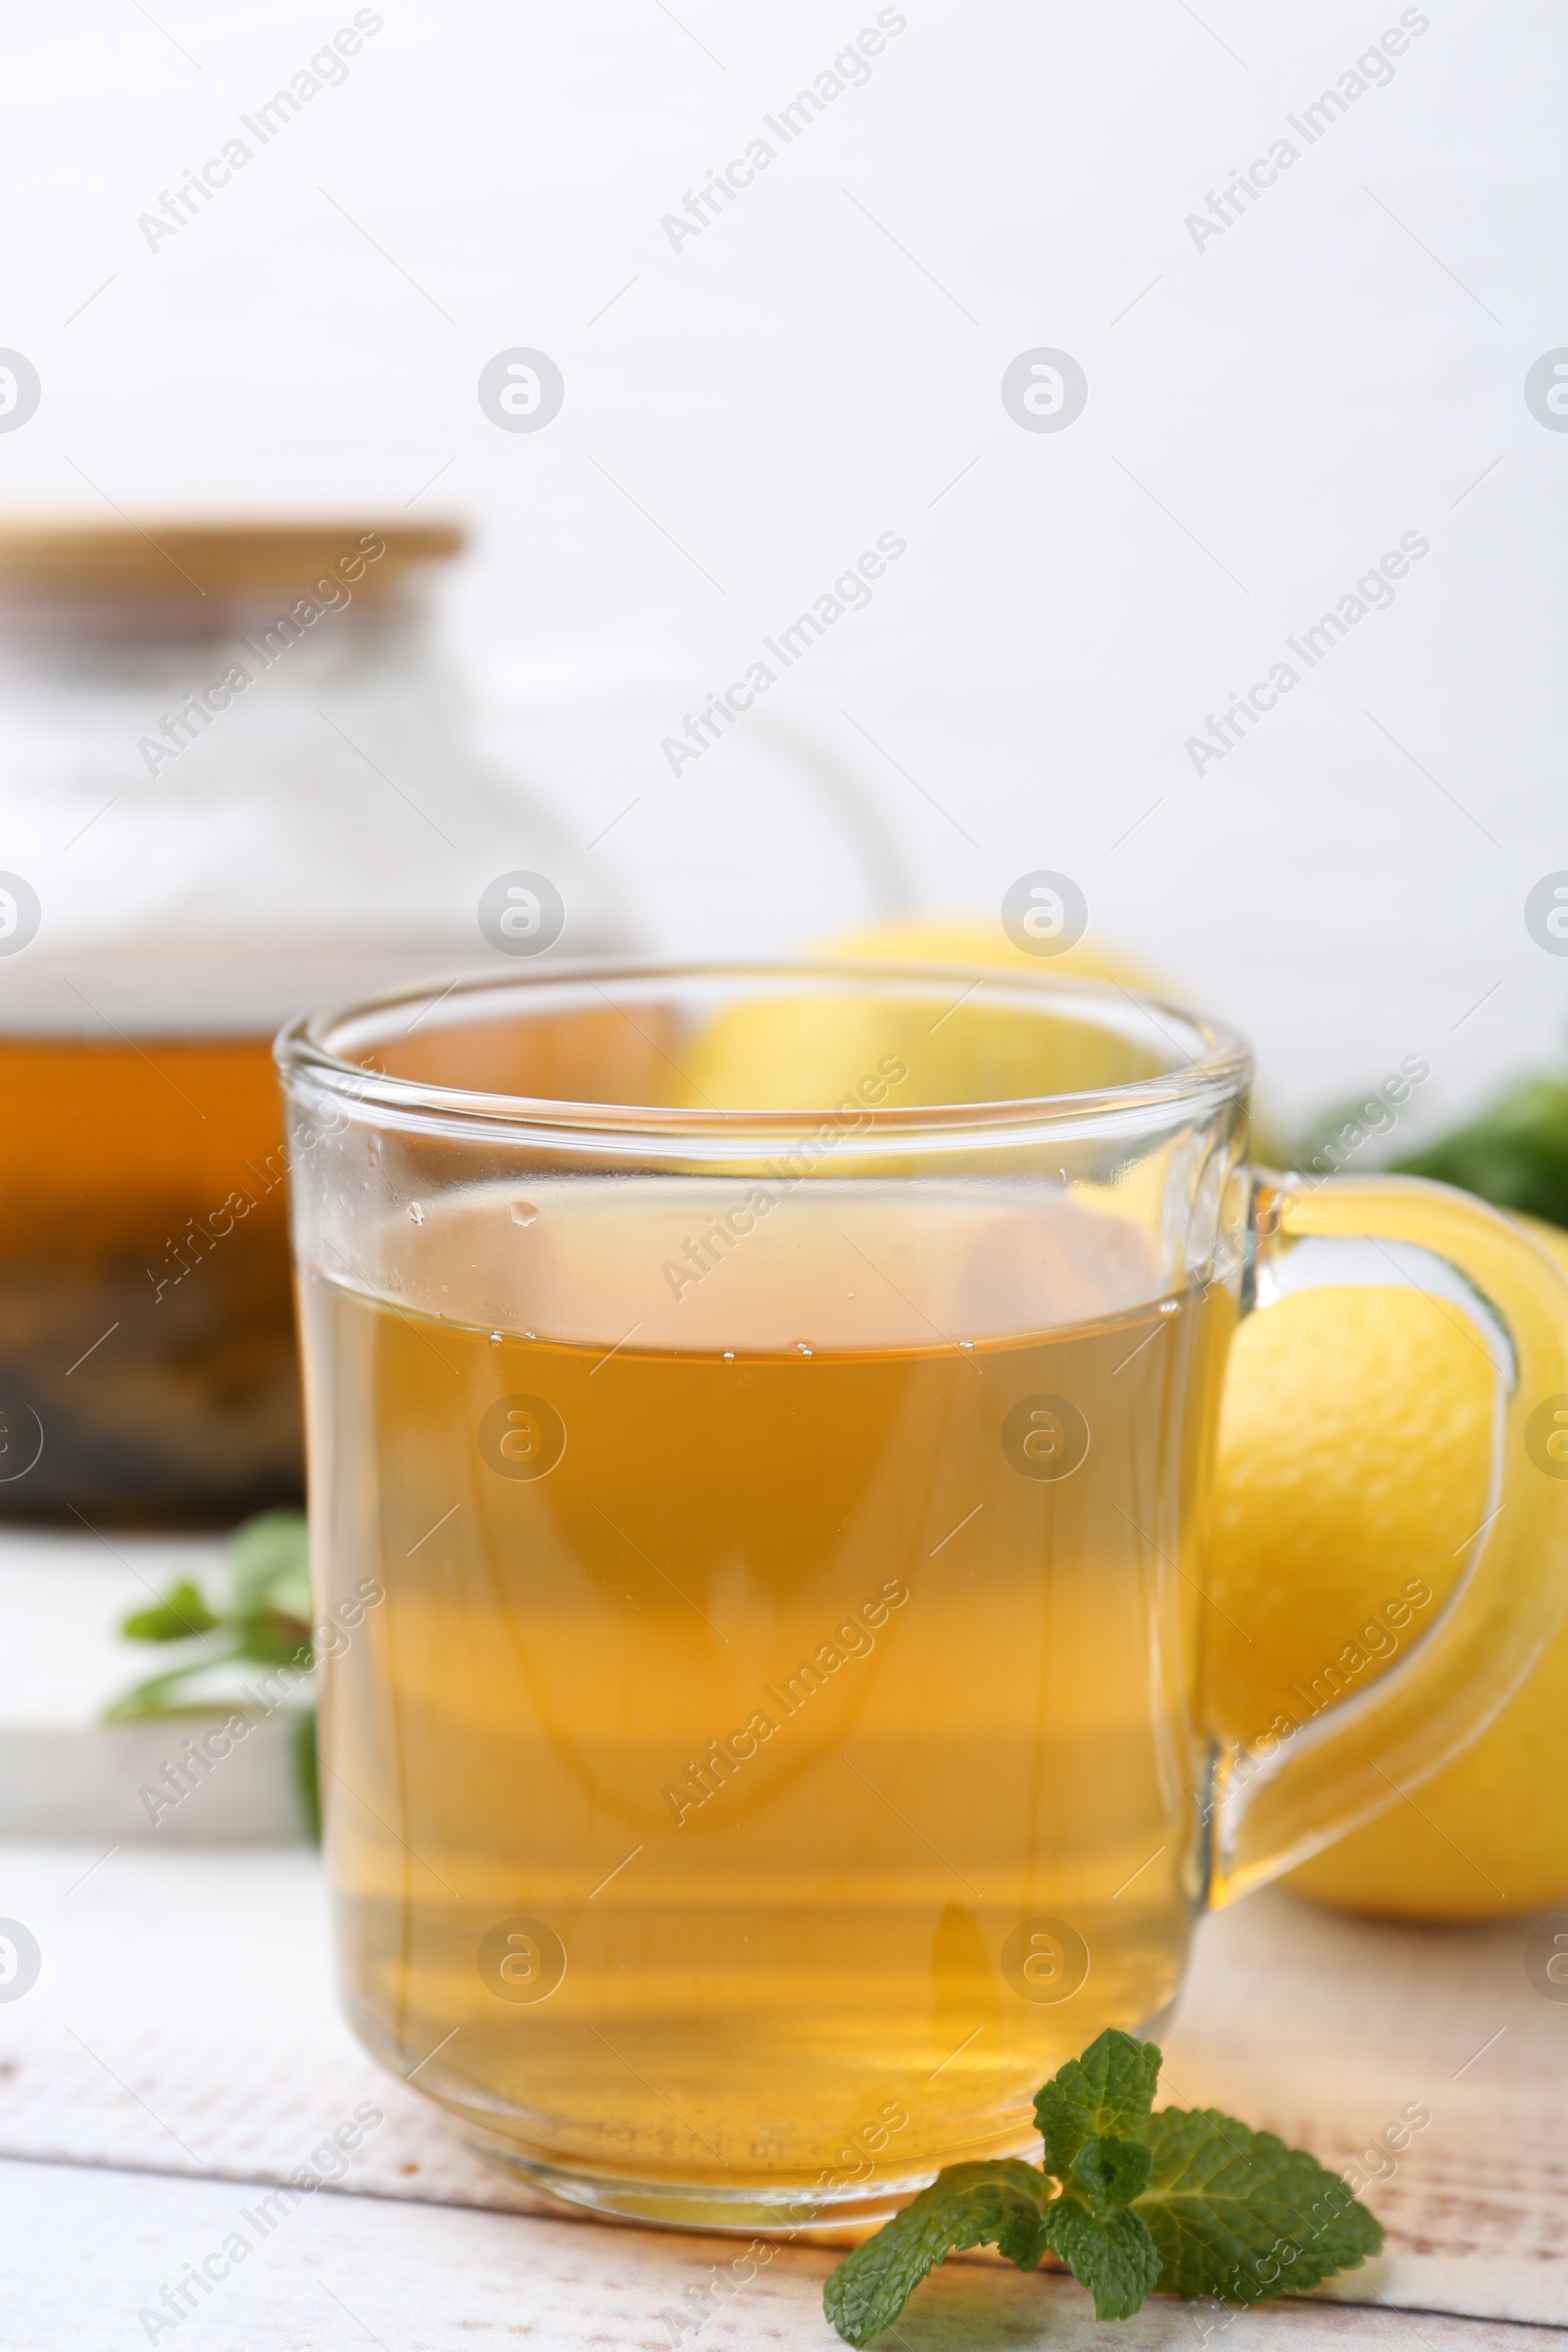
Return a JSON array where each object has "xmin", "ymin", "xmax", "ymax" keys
[{"xmin": 274, "ymin": 956, "xmax": 1253, "ymax": 1144}]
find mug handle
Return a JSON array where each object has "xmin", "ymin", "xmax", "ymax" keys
[{"xmin": 1207, "ymin": 1169, "xmax": 1568, "ymax": 1904}]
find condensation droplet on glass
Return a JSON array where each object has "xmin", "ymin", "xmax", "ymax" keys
[
  {"xmin": 523, "ymin": 1329, "xmax": 537, "ymax": 1343},
  {"xmin": 511, "ymin": 1200, "xmax": 539, "ymax": 1227},
  {"xmin": 723, "ymin": 1350, "xmax": 735, "ymax": 1363},
  {"xmin": 489, "ymin": 1331, "xmax": 503, "ymax": 1347},
  {"xmin": 958, "ymin": 1338, "xmax": 974, "ymax": 1350},
  {"xmin": 407, "ymin": 1202, "xmax": 424, "ymax": 1225},
  {"xmin": 1159, "ymin": 1298, "xmax": 1180, "ymax": 1316},
  {"xmin": 796, "ymin": 1341, "xmax": 812, "ymax": 1357}
]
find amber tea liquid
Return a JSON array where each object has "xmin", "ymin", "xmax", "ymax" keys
[
  {"xmin": 304, "ymin": 1178, "xmax": 1233, "ymax": 2218},
  {"xmin": 0, "ymin": 1033, "xmax": 301, "ymax": 1523}
]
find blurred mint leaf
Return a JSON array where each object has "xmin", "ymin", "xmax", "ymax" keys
[
  {"xmin": 103, "ymin": 1641, "xmax": 239, "ymax": 1722},
  {"xmin": 1393, "ymin": 1076, "xmax": 1568, "ymax": 1231},
  {"xmin": 106, "ymin": 1508, "xmax": 314, "ymax": 1724},
  {"xmin": 120, "ymin": 1580, "xmax": 220, "ymax": 1642},
  {"xmin": 228, "ymin": 1508, "xmax": 312, "ymax": 1621},
  {"xmin": 232, "ymin": 1613, "xmax": 313, "ymax": 1669},
  {"xmin": 291, "ymin": 1706, "xmax": 321, "ymax": 1841}
]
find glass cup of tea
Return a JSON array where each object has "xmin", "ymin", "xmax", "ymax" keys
[{"xmin": 277, "ymin": 961, "xmax": 1568, "ymax": 2232}]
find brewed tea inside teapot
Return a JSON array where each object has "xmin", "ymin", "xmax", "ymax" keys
[{"xmin": 0, "ymin": 517, "xmax": 622, "ymax": 1525}]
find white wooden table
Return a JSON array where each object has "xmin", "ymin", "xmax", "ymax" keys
[{"xmin": 3, "ymin": 2162, "xmax": 1559, "ymax": 2352}]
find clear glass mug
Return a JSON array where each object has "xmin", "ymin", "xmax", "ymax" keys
[{"xmin": 277, "ymin": 961, "xmax": 1568, "ymax": 2232}]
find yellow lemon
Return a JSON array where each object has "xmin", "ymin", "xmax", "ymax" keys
[
  {"xmin": 1209, "ymin": 1214, "xmax": 1568, "ymax": 1920},
  {"xmin": 677, "ymin": 913, "xmax": 1169, "ymax": 1111},
  {"xmin": 817, "ymin": 912, "xmax": 1170, "ymax": 998}
]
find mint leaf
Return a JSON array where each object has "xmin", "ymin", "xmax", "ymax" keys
[
  {"xmin": 1136, "ymin": 2106, "xmax": 1384, "ymax": 2302},
  {"xmin": 1392, "ymin": 1074, "xmax": 1568, "ymax": 1231},
  {"xmin": 233, "ymin": 1614, "xmax": 313, "ymax": 1669},
  {"xmin": 291, "ymin": 1706, "xmax": 321, "ymax": 1841},
  {"xmin": 823, "ymin": 2160, "xmax": 1051, "ymax": 2348},
  {"xmin": 107, "ymin": 1508, "xmax": 316, "ymax": 1725},
  {"xmin": 1041, "ymin": 2197, "xmax": 1162, "ymax": 2319},
  {"xmin": 102, "ymin": 1645, "xmax": 239, "ymax": 1721},
  {"xmin": 1034, "ymin": 2027, "xmax": 1161, "ymax": 2175},
  {"xmin": 822, "ymin": 2034, "xmax": 1386, "ymax": 2346},
  {"xmin": 120, "ymin": 1580, "xmax": 220, "ymax": 1642},
  {"xmin": 1070, "ymin": 2132, "xmax": 1153, "ymax": 2212},
  {"xmin": 228, "ymin": 1508, "xmax": 312, "ymax": 1620}
]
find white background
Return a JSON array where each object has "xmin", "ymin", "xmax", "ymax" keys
[{"xmin": 5, "ymin": 0, "xmax": 1566, "ymax": 1135}]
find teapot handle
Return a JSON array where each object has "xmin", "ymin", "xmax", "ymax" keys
[{"xmin": 472, "ymin": 670, "xmax": 918, "ymax": 944}]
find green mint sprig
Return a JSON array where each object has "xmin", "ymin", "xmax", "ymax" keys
[
  {"xmin": 823, "ymin": 2029, "xmax": 1382, "ymax": 2346},
  {"xmin": 107, "ymin": 1508, "xmax": 313, "ymax": 1719},
  {"xmin": 106, "ymin": 1508, "xmax": 320, "ymax": 1838}
]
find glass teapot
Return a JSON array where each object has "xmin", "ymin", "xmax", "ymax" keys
[{"xmin": 0, "ymin": 517, "xmax": 623, "ymax": 1526}]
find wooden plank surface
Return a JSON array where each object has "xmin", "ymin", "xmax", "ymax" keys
[{"xmin": 4, "ymin": 2155, "xmax": 1563, "ymax": 2352}]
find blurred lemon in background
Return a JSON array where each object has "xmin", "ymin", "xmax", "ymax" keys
[
  {"xmin": 678, "ymin": 912, "xmax": 1170, "ymax": 1111},
  {"xmin": 818, "ymin": 912, "xmax": 1169, "ymax": 996}
]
